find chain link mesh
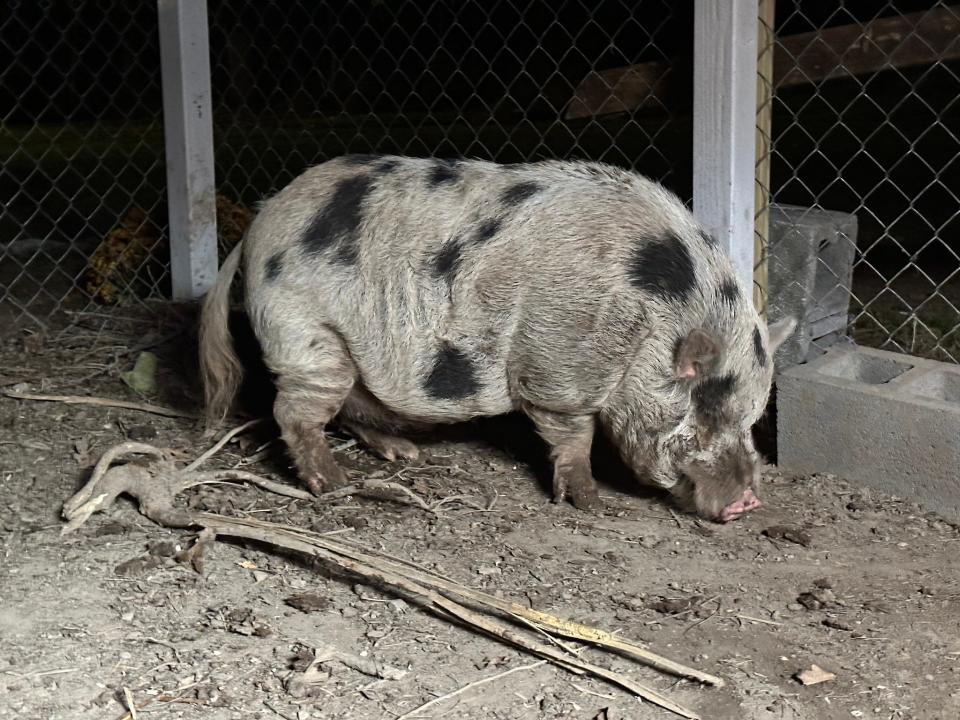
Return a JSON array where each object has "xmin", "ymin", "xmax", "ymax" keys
[
  {"xmin": 0, "ymin": 0, "xmax": 169, "ymax": 332},
  {"xmin": 760, "ymin": 1, "xmax": 960, "ymax": 363},
  {"xmin": 208, "ymin": 0, "xmax": 687, "ymax": 210},
  {"xmin": 2, "ymin": 1, "xmax": 957, "ymax": 366}
]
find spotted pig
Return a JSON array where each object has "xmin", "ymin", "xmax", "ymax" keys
[{"xmin": 199, "ymin": 155, "xmax": 795, "ymax": 521}]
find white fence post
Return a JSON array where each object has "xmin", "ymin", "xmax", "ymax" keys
[
  {"xmin": 692, "ymin": 0, "xmax": 759, "ymax": 294},
  {"xmin": 158, "ymin": 0, "xmax": 218, "ymax": 300}
]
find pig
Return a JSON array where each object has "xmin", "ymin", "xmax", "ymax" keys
[{"xmin": 199, "ymin": 155, "xmax": 795, "ymax": 522}]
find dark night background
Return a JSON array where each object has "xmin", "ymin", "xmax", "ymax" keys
[{"xmin": 1, "ymin": 0, "xmax": 958, "ymax": 355}]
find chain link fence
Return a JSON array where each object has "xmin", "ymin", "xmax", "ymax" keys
[
  {"xmin": 0, "ymin": 0, "xmax": 169, "ymax": 331},
  {"xmin": 2, "ymin": 0, "xmax": 958, "ymax": 365},
  {"xmin": 760, "ymin": 0, "xmax": 960, "ymax": 364},
  {"xmin": 207, "ymin": 0, "xmax": 688, "ymax": 214}
]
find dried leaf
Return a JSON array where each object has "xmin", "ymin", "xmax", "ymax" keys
[
  {"xmin": 121, "ymin": 351, "xmax": 158, "ymax": 394},
  {"xmin": 795, "ymin": 664, "xmax": 836, "ymax": 685}
]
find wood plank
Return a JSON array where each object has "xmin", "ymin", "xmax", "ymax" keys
[
  {"xmin": 693, "ymin": 0, "xmax": 759, "ymax": 292},
  {"xmin": 774, "ymin": 3, "xmax": 960, "ymax": 88},
  {"xmin": 158, "ymin": 0, "xmax": 219, "ymax": 300},
  {"xmin": 565, "ymin": 62, "xmax": 670, "ymax": 120},
  {"xmin": 566, "ymin": 4, "xmax": 960, "ymax": 120}
]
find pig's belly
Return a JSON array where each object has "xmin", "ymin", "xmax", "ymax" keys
[{"xmin": 334, "ymin": 310, "xmax": 520, "ymax": 425}]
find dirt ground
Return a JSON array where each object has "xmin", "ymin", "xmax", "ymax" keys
[{"xmin": 2, "ymin": 309, "xmax": 959, "ymax": 720}]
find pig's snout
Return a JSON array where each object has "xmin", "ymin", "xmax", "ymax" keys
[{"xmin": 718, "ymin": 487, "xmax": 761, "ymax": 523}]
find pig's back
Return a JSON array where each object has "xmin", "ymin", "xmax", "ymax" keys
[{"xmin": 244, "ymin": 155, "xmax": 724, "ymax": 422}]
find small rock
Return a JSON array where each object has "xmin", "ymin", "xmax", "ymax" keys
[
  {"xmin": 648, "ymin": 596, "xmax": 701, "ymax": 615},
  {"xmin": 340, "ymin": 607, "xmax": 359, "ymax": 618},
  {"xmin": 763, "ymin": 525, "xmax": 813, "ymax": 547},
  {"xmin": 127, "ymin": 424, "xmax": 158, "ymax": 441},
  {"xmin": 798, "ymin": 588, "xmax": 836, "ymax": 610},
  {"xmin": 285, "ymin": 593, "xmax": 330, "ymax": 614},
  {"xmin": 93, "ymin": 521, "xmax": 128, "ymax": 537},
  {"xmin": 147, "ymin": 540, "xmax": 182, "ymax": 557},
  {"xmin": 823, "ymin": 618, "xmax": 853, "ymax": 631},
  {"xmin": 114, "ymin": 555, "xmax": 163, "ymax": 577}
]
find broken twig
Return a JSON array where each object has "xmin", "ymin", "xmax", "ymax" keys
[
  {"xmin": 3, "ymin": 390, "xmax": 198, "ymax": 419},
  {"xmin": 395, "ymin": 660, "xmax": 547, "ymax": 720}
]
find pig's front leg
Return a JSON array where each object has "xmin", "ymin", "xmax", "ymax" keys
[{"xmin": 525, "ymin": 407, "xmax": 601, "ymax": 511}]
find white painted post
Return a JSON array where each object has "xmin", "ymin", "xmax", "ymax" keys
[
  {"xmin": 693, "ymin": 0, "xmax": 759, "ymax": 294},
  {"xmin": 158, "ymin": 0, "xmax": 218, "ymax": 300}
]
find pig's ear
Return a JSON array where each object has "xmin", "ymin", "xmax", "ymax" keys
[
  {"xmin": 767, "ymin": 316, "xmax": 797, "ymax": 354},
  {"xmin": 674, "ymin": 329, "xmax": 720, "ymax": 380}
]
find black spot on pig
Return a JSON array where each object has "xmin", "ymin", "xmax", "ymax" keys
[
  {"xmin": 718, "ymin": 277, "xmax": 741, "ymax": 306},
  {"xmin": 628, "ymin": 232, "xmax": 696, "ymax": 302},
  {"xmin": 424, "ymin": 344, "xmax": 479, "ymax": 400},
  {"xmin": 427, "ymin": 159, "xmax": 462, "ymax": 187},
  {"xmin": 433, "ymin": 240, "xmax": 463, "ymax": 282},
  {"xmin": 473, "ymin": 218, "xmax": 502, "ymax": 245},
  {"xmin": 500, "ymin": 181, "xmax": 541, "ymax": 206},
  {"xmin": 698, "ymin": 229, "xmax": 719, "ymax": 248},
  {"xmin": 753, "ymin": 326, "xmax": 768, "ymax": 367},
  {"xmin": 301, "ymin": 175, "xmax": 373, "ymax": 264},
  {"xmin": 692, "ymin": 373, "xmax": 738, "ymax": 428},
  {"xmin": 264, "ymin": 251, "xmax": 284, "ymax": 283}
]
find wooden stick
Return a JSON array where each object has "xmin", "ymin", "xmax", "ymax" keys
[
  {"xmin": 122, "ymin": 687, "xmax": 138, "ymax": 720},
  {"xmin": 186, "ymin": 470, "xmax": 313, "ymax": 501},
  {"xmin": 276, "ymin": 521, "xmax": 724, "ymax": 688},
  {"xmin": 394, "ymin": 660, "xmax": 548, "ymax": 720},
  {"xmin": 195, "ymin": 514, "xmax": 702, "ymax": 719},
  {"xmin": 184, "ymin": 419, "xmax": 262, "ymax": 472},
  {"xmin": 2, "ymin": 390, "xmax": 198, "ymax": 420}
]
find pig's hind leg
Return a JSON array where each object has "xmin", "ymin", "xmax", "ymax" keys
[
  {"xmin": 338, "ymin": 385, "xmax": 421, "ymax": 462},
  {"xmin": 268, "ymin": 326, "xmax": 358, "ymax": 496},
  {"xmin": 525, "ymin": 406, "xmax": 601, "ymax": 511}
]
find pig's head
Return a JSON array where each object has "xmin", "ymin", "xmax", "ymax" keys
[{"xmin": 642, "ymin": 316, "xmax": 796, "ymax": 522}]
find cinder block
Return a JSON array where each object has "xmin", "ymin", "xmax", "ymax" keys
[
  {"xmin": 777, "ymin": 345, "xmax": 960, "ymax": 518},
  {"xmin": 768, "ymin": 204, "xmax": 857, "ymax": 369}
]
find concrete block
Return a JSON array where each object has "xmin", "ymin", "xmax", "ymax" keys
[
  {"xmin": 777, "ymin": 345, "xmax": 960, "ymax": 519},
  {"xmin": 768, "ymin": 204, "xmax": 857, "ymax": 369}
]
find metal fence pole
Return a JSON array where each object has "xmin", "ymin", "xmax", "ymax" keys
[
  {"xmin": 692, "ymin": 0, "xmax": 759, "ymax": 294},
  {"xmin": 157, "ymin": 0, "xmax": 218, "ymax": 300}
]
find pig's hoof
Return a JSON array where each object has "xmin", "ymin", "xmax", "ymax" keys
[
  {"xmin": 303, "ymin": 467, "xmax": 349, "ymax": 496},
  {"xmin": 571, "ymin": 488, "xmax": 602, "ymax": 512},
  {"xmin": 376, "ymin": 437, "xmax": 420, "ymax": 463},
  {"xmin": 304, "ymin": 475, "xmax": 325, "ymax": 496},
  {"xmin": 344, "ymin": 423, "xmax": 420, "ymax": 463}
]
